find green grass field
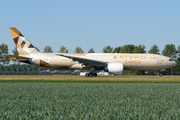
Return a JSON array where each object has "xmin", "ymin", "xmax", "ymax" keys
[{"xmin": 0, "ymin": 75, "xmax": 180, "ymax": 119}]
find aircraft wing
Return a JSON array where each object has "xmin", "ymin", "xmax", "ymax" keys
[{"xmin": 56, "ymin": 54, "xmax": 107, "ymax": 67}]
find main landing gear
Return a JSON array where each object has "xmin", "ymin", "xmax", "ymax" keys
[
  {"xmin": 85, "ymin": 73, "xmax": 97, "ymax": 77},
  {"xmin": 85, "ymin": 67, "xmax": 97, "ymax": 77}
]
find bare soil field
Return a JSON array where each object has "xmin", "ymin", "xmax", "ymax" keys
[{"xmin": 0, "ymin": 75, "xmax": 180, "ymax": 82}]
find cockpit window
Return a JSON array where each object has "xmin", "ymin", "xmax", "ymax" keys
[{"xmin": 169, "ymin": 59, "xmax": 174, "ymax": 61}]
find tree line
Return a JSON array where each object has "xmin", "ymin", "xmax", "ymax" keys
[
  {"xmin": 0, "ymin": 43, "xmax": 180, "ymax": 75},
  {"xmin": 50, "ymin": 44, "xmax": 180, "ymax": 60}
]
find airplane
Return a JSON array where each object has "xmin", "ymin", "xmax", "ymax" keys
[{"xmin": 5, "ymin": 27, "xmax": 177, "ymax": 77}]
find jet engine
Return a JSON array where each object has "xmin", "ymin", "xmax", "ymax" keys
[{"xmin": 105, "ymin": 63, "xmax": 124, "ymax": 74}]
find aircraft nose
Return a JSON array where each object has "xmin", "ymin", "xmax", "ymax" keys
[
  {"xmin": 175, "ymin": 62, "xmax": 177, "ymax": 66},
  {"xmin": 173, "ymin": 61, "xmax": 177, "ymax": 67}
]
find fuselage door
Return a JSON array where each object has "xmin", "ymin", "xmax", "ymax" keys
[{"xmin": 157, "ymin": 57, "xmax": 161, "ymax": 64}]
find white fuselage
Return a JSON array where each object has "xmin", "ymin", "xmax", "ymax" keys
[{"xmin": 28, "ymin": 53, "xmax": 177, "ymax": 70}]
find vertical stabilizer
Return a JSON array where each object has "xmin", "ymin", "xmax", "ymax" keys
[{"xmin": 9, "ymin": 27, "xmax": 39, "ymax": 56}]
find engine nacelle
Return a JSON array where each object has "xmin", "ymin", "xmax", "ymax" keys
[{"xmin": 105, "ymin": 63, "xmax": 124, "ymax": 74}]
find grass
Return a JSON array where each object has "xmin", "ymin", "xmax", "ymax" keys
[
  {"xmin": 0, "ymin": 82, "xmax": 180, "ymax": 119},
  {"xmin": 0, "ymin": 75, "xmax": 180, "ymax": 82},
  {"xmin": 0, "ymin": 75, "xmax": 180, "ymax": 119}
]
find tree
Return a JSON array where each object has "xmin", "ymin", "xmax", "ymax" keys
[
  {"xmin": 133, "ymin": 45, "xmax": 146, "ymax": 53},
  {"xmin": 162, "ymin": 44, "xmax": 177, "ymax": 59},
  {"xmin": 0, "ymin": 43, "xmax": 10, "ymax": 75},
  {"xmin": 103, "ymin": 45, "xmax": 113, "ymax": 53},
  {"xmin": 12, "ymin": 47, "xmax": 21, "ymax": 74},
  {"xmin": 12, "ymin": 47, "xmax": 19, "ymax": 65},
  {"xmin": 12, "ymin": 47, "xmax": 18, "ymax": 55},
  {"xmin": 59, "ymin": 45, "xmax": 68, "ymax": 53},
  {"xmin": 74, "ymin": 46, "xmax": 84, "ymax": 53},
  {"xmin": 148, "ymin": 44, "xmax": 160, "ymax": 54},
  {"xmin": 113, "ymin": 46, "xmax": 121, "ymax": 53},
  {"xmin": 178, "ymin": 45, "xmax": 180, "ymax": 58},
  {"xmin": 121, "ymin": 45, "xmax": 135, "ymax": 53},
  {"xmin": 44, "ymin": 46, "xmax": 53, "ymax": 53},
  {"xmin": 88, "ymin": 47, "xmax": 95, "ymax": 53}
]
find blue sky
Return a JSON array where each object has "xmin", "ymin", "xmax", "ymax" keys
[{"xmin": 0, "ymin": 0, "xmax": 180, "ymax": 54}]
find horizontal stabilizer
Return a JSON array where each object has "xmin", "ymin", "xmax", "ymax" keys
[{"xmin": 4, "ymin": 54, "xmax": 31, "ymax": 61}]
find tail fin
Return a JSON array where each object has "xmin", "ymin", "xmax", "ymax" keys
[{"xmin": 9, "ymin": 27, "xmax": 39, "ymax": 56}]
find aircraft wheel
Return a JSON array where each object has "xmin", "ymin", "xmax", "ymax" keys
[
  {"xmin": 85, "ymin": 73, "xmax": 90, "ymax": 77},
  {"xmin": 90, "ymin": 73, "xmax": 93, "ymax": 77},
  {"xmin": 93, "ymin": 73, "xmax": 97, "ymax": 77}
]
